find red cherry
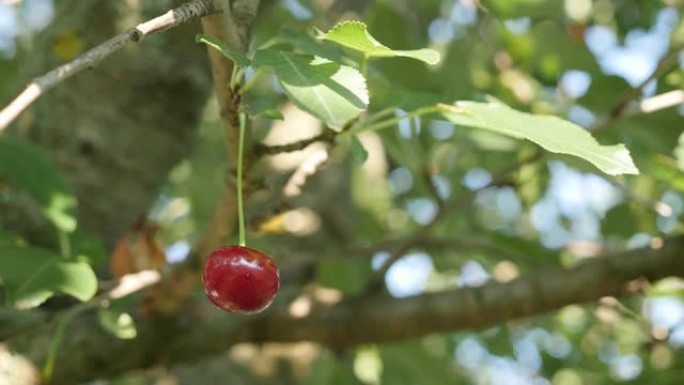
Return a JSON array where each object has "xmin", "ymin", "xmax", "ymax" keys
[{"xmin": 202, "ymin": 246, "xmax": 280, "ymax": 313}]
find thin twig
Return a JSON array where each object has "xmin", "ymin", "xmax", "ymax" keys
[
  {"xmin": 255, "ymin": 129, "xmax": 338, "ymax": 156},
  {"xmin": 591, "ymin": 43, "xmax": 684, "ymax": 130},
  {"xmin": 4, "ymin": 0, "xmax": 258, "ymax": 342},
  {"xmin": 255, "ymin": 118, "xmax": 356, "ymax": 157},
  {"xmin": 608, "ymin": 44, "xmax": 683, "ymax": 118},
  {"xmin": 594, "ymin": 89, "xmax": 684, "ymax": 128},
  {"xmin": 637, "ymin": 90, "xmax": 684, "ymax": 114},
  {"xmin": 251, "ymin": 122, "xmax": 355, "ymax": 227},
  {"xmin": 0, "ymin": 0, "xmax": 221, "ymax": 132},
  {"xmin": 421, "ymin": 166, "xmax": 445, "ymax": 210},
  {"xmin": 283, "ymin": 148, "xmax": 331, "ymax": 198},
  {"xmin": 250, "ymin": 144, "xmax": 333, "ymax": 230}
]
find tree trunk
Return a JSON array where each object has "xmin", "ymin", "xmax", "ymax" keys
[{"xmin": 2, "ymin": 0, "xmax": 212, "ymax": 249}]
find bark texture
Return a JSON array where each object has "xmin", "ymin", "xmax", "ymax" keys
[{"xmin": 2, "ymin": 0, "xmax": 213, "ymax": 248}]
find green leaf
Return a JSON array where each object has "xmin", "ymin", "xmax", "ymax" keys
[
  {"xmin": 0, "ymin": 245, "xmax": 97, "ymax": 309},
  {"xmin": 602, "ymin": 204, "xmax": 641, "ymax": 238},
  {"xmin": 196, "ymin": 34, "xmax": 250, "ymax": 67},
  {"xmin": 0, "ymin": 135, "xmax": 77, "ymax": 232},
  {"xmin": 649, "ymin": 277, "xmax": 684, "ymax": 298},
  {"xmin": 675, "ymin": 131, "xmax": 684, "ymax": 172},
  {"xmin": 304, "ymin": 350, "xmax": 358, "ymax": 385},
  {"xmin": 396, "ymin": 92, "xmax": 444, "ymax": 112},
  {"xmin": 70, "ymin": 230, "xmax": 109, "ymax": 266},
  {"xmin": 440, "ymin": 101, "xmax": 639, "ymax": 176},
  {"xmin": 277, "ymin": 26, "xmax": 349, "ymax": 64},
  {"xmin": 253, "ymin": 49, "xmax": 369, "ymax": 130},
  {"xmin": 316, "ymin": 259, "xmax": 372, "ymax": 295},
  {"xmin": 319, "ymin": 21, "xmax": 441, "ymax": 65},
  {"xmin": 381, "ymin": 340, "xmax": 467, "ymax": 384},
  {"xmin": 0, "ymin": 230, "xmax": 21, "ymax": 247},
  {"xmin": 350, "ymin": 136, "xmax": 369, "ymax": 165},
  {"xmin": 98, "ymin": 308, "xmax": 137, "ymax": 339},
  {"xmin": 641, "ymin": 155, "xmax": 684, "ymax": 193},
  {"xmin": 0, "ymin": 57, "xmax": 19, "ymax": 100},
  {"xmin": 530, "ymin": 21, "xmax": 599, "ymax": 77},
  {"xmin": 579, "ymin": 75, "xmax": 630, "ymax": 112}
]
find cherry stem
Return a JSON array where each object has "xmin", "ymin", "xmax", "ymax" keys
[
  {"xmin": 58, "ymin": 230, "xmax": 71, "ymax": 259},
  {"xmin": 237, "ymin": 111, "xmax": 247, "ymax": 247}
]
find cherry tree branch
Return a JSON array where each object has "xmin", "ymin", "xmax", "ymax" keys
[
  {"xmin": 9, "ymin": 235, "xmax": 684, "ymax": 384},
  {"xmin": 192, "ymin": 0, "xmax": 261, "ymax": 263},
  {"xmin": 0, "ymin": 270, "xmax": 164, "ymax": 341},
  {"xmin": 247, "ymin": 236, "xmax": 683, "ymax": 346},
  {"xmin": 635, "ymin": 89, "xmax": 684, "ymax": 115},
  {"xmin": 249, "ymin": 145, "xmax": 333, "ymax": 233},
  {"xmin": 254, "ymin": 129, "xmax": 338, "ymax": 156},
  {"xmin": 0, "ymin": 0, "xmax": 222, "ymax": 132},
  {"xmin": 250, "ymin": 124, "xmax": 354, "ymax": 229}
]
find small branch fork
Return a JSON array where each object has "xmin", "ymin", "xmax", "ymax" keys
[
  {"xmin": 254, "ymin": 129, "xmax": 337, "ymax": 156},
  {"xmin": 608, "ymin": 43, "xmax": 683, "ymax": 119},
  {"xmin": 591, "ymin": 43, "xmax": 684, "ymax": 130},
  {"xmin": 249, "ymin": 121, "xmax": 356, "ymax": 229},
  {"xmin": 0, "ymin": 0, "xmax": 221, "ymax": 132}
]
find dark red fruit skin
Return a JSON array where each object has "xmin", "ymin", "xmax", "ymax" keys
[{"xmin": 202, "ymin": 246, "xmax": 280, "ymax": 313}]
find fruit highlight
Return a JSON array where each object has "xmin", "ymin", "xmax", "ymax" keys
[{"xmin": 202, "ymin": 246, "xmax": 280, "ymax": 313}]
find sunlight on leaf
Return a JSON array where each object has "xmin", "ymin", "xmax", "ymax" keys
[
  {"xmin": 319, "ymin": 21, "xmax": 441, "ymax": 64},
  {"xmin": 254, "ymin": 49, "xmax": 368, "ymax": 130},
  {"xmin": 350, "ymin": 136, "xmax": 369, "ymax": 165},
  {"xmin": 0, "ymin": 135, "xmax": 77, "ymax": 232},
  {"xmin": 0, "ymin": 245, "xmax": 97, "ymax": 309},
  {"xmin": 440, "ymin": 101, "xmax": 639, "ymax": 176},
  {"xmin": 98, "ymin": 308, "xmax": 138, "ymax": 339}
]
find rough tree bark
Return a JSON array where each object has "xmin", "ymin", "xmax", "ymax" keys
[{"xmin": 1, "ymin": 0, "xmax": 213, "ymax": 249}]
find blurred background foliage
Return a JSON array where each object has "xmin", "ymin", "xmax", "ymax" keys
[{"xmin": 1, "ymin": 0, "xmax": 684, "ymax": 384}]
